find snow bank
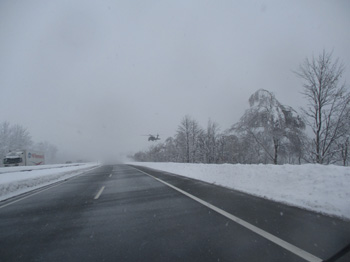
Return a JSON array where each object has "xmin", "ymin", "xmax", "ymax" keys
[
  {"xmin": 0, "ymin": 163, "xmax": 99, "ymax": 201},
  {"xmin": 0, "ymin": 163, "xmax": 89, "ymax": 174},
  {"xmin": 129, "ymin": 162, "xmax": 350, "ymax": 220}
]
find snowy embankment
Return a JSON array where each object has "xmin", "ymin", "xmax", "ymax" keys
[
  {"xmin": 0, "ymin": 163, "xmax": 100, "ymax": 201},
  {"xmin": 130, "ymin": 162, "xmax": 350, "ymax": 220},
  {"xmin": 0, "ymin": 163, "xmax": 91, "ymax": 174}
]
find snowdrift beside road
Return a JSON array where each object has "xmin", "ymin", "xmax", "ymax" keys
[
  {"xmin": 0, "ymin": 163, "xmax": 91, "ymax": 174},
  {"xmin": 0, "ymin": 163, "xmax": 99, "ymax": 201},
  {"xmin": 130, "ymin": 162, "xmax": 350, "ymax": 220}
]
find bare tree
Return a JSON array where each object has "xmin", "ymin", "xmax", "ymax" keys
[
  {"xmin": 295, "ymin": 50, "xmax": 350, "ymax": 164},
  {"xmin": 176, "ymin": 116, "xmax": 191, "ymax": 163},
  {"xmin": 176, "ymin": 115, "xmax": 203, "ymax": 163},
  {"xmin": 198, "ymin": 120, "xmax": 220, "ymax": 163},
  {"xmin": 338, "ymin": 137, "xmax": 349, "ymax": 166},
  {"xmin": 336, "ymin": 108, "xmax": 350, "ymax": 166}
]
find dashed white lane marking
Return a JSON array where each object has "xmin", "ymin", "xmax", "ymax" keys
[
  {"xmin": 109, "ymin": 174, "xmax": 112, "ymax": 178},
  {"xmin": 94, "ymin": 186, "xmax": 105, "ymax": 200},
  {"xmin": 133, "ymin": 167, "xmax": 323, "ymax": 262}
]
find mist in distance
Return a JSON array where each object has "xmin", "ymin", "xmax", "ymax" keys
[{"xmin": 0, "ymin": 0, "xmax": 349, "ymax": 162}]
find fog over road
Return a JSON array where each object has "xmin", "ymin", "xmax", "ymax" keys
[{"xmin": 0, "ymin": 165, "xmax": 349, "ymax": 262}]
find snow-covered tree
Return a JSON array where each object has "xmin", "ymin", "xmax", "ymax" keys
[
  {"xmin": 0, "ymin": 122, "xmax": 32, "ymax": 161},
  {"xmin": 0, "ymin": 122, "xmax": 61, "ymax": 165},
  {"xmin": 159, "ymin": 137, "xmax": 180, "ymax": 162},
  {"xmin": 295, "ymin": 50, "xmax": 350, "ymax": 164},
  {"xmin": 0, "ymin": 122, "xmax": 11, "ymax": 160},
  {"xmin": 216, "ymin": 133, "xmax": 239, "ymax": 164},
  {"xmin": 233, "ymin": 89, "xmax": 305, "ymax": 164},
  {"xmin": 133, "ymin": 151, "xmax": 149, "ymax": 162},
  {"xmin": 7, "ymin": 124, "xmax": 32, "ymax": 151}
]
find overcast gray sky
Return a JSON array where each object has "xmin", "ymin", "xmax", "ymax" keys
[{"xmin": 1, "ymin": 0, "xmax": 349, "ymax": 161}]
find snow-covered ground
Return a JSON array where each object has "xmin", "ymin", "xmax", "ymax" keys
[
  {"xmin": 0, "ymin": 163, "xmax": 100, "ymax": 201},
  {"xmin": 0, "ymin": 163, "xmax": 92, "ymax": 174},
  {"xmin": 129, "ymin": 162, "xmax": 350, "ymax": 220}
]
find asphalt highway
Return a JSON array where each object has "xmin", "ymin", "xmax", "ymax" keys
[{"xmin": 0, "ymin": 164, "xmax": 349, "ymax": 262}]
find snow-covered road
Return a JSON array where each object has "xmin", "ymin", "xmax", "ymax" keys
[{"xmin": 129, "ymin": 162, "xmax": 350, "ymax": 220}]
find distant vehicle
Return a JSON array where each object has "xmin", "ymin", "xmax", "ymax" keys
[
  {"xmin": 147, "ymin": 134, "xmax": 161, "ymax": 141},
  {"xmin": 3, "ymin": 150, "xmax": 45, "ymax": 167}
]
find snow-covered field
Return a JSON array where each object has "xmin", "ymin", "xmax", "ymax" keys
[
  {"xmin": 130, "ymin": 162, "xmax": 350, "ymax": 221},
  {"xmin": 0, "ymin": 163, "xmax": 100, "ymax": 201}
]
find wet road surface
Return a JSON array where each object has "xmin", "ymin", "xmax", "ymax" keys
[{"xmin": 0, "ymin": 164, "xmax": 349, "ymax": 262}]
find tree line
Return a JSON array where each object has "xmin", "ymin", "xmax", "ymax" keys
[
  {"xmin": 133, "ymin": 51, "xmax": 350, "ymax": 165},
  {"xmin": 0, "ymin": 121, "xmax": 58, "ymax": 164}
]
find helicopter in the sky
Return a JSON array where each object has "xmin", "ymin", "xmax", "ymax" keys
[{"xmin": 146, "ymin": 134, "xmax": 161, "ymax": 141}]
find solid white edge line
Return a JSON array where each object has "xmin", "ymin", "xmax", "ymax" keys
[
  {"xmin": 132, "ymin": 166, "xmax": 323, "ymax": 262},
  {"xmin": 94, "ymin": 186, "xmax": 105, "ymax": 200},
  {"xmin": 0, "ymin": 165, "xmax": 101, "ymax": 209}
]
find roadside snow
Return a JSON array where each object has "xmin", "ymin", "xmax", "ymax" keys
[
  {"xmin": 0, "ymin": 163, "xmax": 92, "ymax": 174},
  {"xmin": 129, "ymin": 162, "xmax": 350, "ymax": 220},
  {"xmin": 0, "ymin": 163, "xmax": 99, "ymax": 201}
]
